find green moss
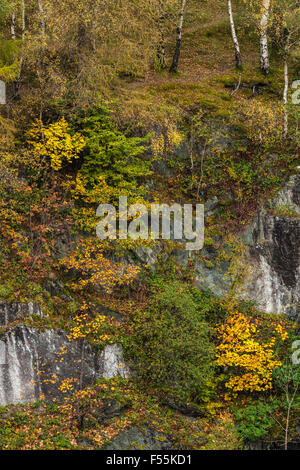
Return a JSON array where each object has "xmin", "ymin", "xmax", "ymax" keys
[
  {"xmin": 205, "ymin": 260, "xmax": 215, "ymax": 270},
  {"xmin": 204, "ymin": 237, "xmax": 214, "ymax": 247},
  {"xmin": 0, "ymin": 285, "xmax": 13, "ymax": 299}
]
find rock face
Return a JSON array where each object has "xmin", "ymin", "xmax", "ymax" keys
[
  {"xmin": 130, "ymin": 174, "xmax": 300, "ymax": 320},
  {"xmin": 171, "ymin": 173, "xmax": 300, "ymax": 320},
  {"xmin": 0, "ymin": 304, "xmax": 130, "ymax": 407},
  {"xmin": 0, "ymin": 301, "xmax": 43, "ymax": 326},
  {"xmin": 243, "ymin": 174, "xmax": 300, "ymax": 320},
  {"xmin": 98, "ymin": 343, "xmax": 130, "ymax": 379},
  {"xmin": 104, "ymin": 427, "xmax": 174, "ymax": 451},
  {"xmin": 1, "ymin": 176, "xmax": 298, "ymax": 408}
]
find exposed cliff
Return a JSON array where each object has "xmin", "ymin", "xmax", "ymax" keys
[
  {"xmin": 243, "ymin": 174, "xmax": 300, "ymax": 321},
  {"xmin": 0, "ymin": 304, "xmax": 130, "ymax": 407}
]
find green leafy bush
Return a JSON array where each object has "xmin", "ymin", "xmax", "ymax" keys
[
  {"xmin": 75, "ymin": 105, "xmax": 152, "ymax": 197},
  {"xmin": 126, "ymin": 279, "xmax": 215, "ymax": 402},
  {"xmin": 233, "ymin": 402, "xmax": 276, "ymax": 442}
]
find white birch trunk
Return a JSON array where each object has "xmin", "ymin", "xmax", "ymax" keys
[
  {"xmin": 18, "ymin": 0, "xmax": 26, "ymax": 81},
  {"xmin": 37, "ymin": 0, "xmax": 46, "ymax": 35},
  {"xmin": 228, "ymin": 0, "xmax": 242, "ymax": 69},
  {"xmin": 170, "ymin": 0, "xmax": 187, "ymax": 73},
  {"xmin": 11, "ymin": 11, "xmax": 16, "ymax": 39},
  {"xmin": 283, "ymin": 56, "xmax": 289, "ymax": 138},
  {"xmin": 260, "ymin": 0, "xmax": 271, "ymax": 75}
]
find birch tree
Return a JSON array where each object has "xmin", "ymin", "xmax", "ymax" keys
[
  {"xmin": 228, "ymin": 0, "xmax": 242, "ymax": 69},
  {"xmin": 283, "ymin": 42, "xmax": 289, "ymax": 138},
  {"xmin": 11, "ymin": 8, "xmax": 16, "ymax": 39},
  {"xmin": 156, "ymin": 0, "xmax": 167, "ymax": 69},
  {"xmin": 270, "ymin": 0, "xmax": 300, "ymax": 138},
  {"xmin": 18, "ymin": 0, "xmax": 26, "ymax": 81},
  {"xmin": 169, "ymin": 0, "xmax": 187, "ymax": 73},
  {"xmin": 37, "ymin": 0, "xmax": 45, "ymax": 35},
  {"xmin": 259, "ymin": 0, "xmax": 271, "ymax": 74}
]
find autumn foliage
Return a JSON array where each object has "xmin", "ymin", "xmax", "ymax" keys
[
  {"xmin": 61, "ymin": 238, "xmax": 140, "ymax": 293},
  {"xmin": 216, "ymin": 313, "xmax": 288, "ymax": 393}
]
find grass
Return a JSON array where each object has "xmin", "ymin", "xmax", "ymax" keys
[{"xmin": 116, "ymin": 0, "xmax": 295, "ymax": 130}]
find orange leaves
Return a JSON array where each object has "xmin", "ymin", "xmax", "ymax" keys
[{"xmin": 215, "ymin": 312, "xmax": 288, "ymax": 393}]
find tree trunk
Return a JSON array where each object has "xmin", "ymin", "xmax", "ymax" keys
[
  {"xmin": 157, "ymin": 34, "xmax": 166, "ymax": 69},
  {"xmin": 284, "ymin": 399, "xmax": 291, "ymax": 450},
  {"xmin": 228, "ymin": 0, "xmax": 242, "ymax": 69},
  {"xmin": 11, "ymin": 11, "xmax": 16, "ymax": 39},
  {"xmin": 18, "ymin": 0, "xmax": 26, "ymax": 81},
  {"xmin": 21, "ymin": 0, "xmax": 26, "ymax": 41},
  {"xmin": 76, "ymin": 338, "xmax": 86, "ymax": 430},
  {"xmin": 260, "ymin": 0, "xmax": 271, "ymax": 75},
  {"xmin": 283, "ymin": 55, "xmax": 289, "ymax": 138},
  {"xmin": 37, "ymin": 0, "xmax": 46, "ymax": 35},
  {"xmin": 169, "ymin": 0, "xmax": 187, "ymax": 73},
  {"xmin": 156, "ymin": 1, "xmax": 166, "ymax": 69}
]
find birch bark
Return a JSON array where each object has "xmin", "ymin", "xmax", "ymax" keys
[
  {"xmin": 37, "ymin": 0, "xmax": 46, "ymax": 35},
  {"xmin": 260, "ymin": 0, "xmax": 271, "ymax": 75},
  {"xmin": 228, "ymin": 0, "xmax": 242, "ymax": 69},
  {"xmin": 170, "ymin": 0, "xmax": 187, "ymax": 73}
]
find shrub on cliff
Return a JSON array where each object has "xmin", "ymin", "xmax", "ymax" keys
[{"xmin": 126, "ymin": 279, "xmax": 215, "ymax": 402}]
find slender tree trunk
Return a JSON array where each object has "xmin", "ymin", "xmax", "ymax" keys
[
  {"xmin": 169, "ymin": 0, "xmax": 187, "ymax": 73},
  {"xmin": 37, "ymin": 0, "xmax": 46, "ymax": 35},
  {"xmin": 284, "ymin": 399, "xmax": 291, "ymax": 450},
  {"xmin": 157, "ymin": 33, "xmax": 166, "ymax": 69},
  {"xmin": 228, "ymin": 0, "xmax": 242, "ymax": 69},
  {"xmin": 260, "ymin": 0, "xmax": 271, "ymax": 75},
  {"xmin": 76, "ymin": 338, "xmax": 86, "ymax": 430},
  {"xmin": 11, "ymin": 10, "xmax": 16, "ymax": 39},
  {"xmin": 156, "ymin": 1, "xmax": 166, "ymax": 69},
  {"xmin": 18, "ymin": 0, "xmax": 26, "ymax": 81},
  {"xmin": 283, "ymin": 54, "xmax": 289, "ymax": 138},
  {"xmin": 21, "ymin": 0, "xmax": 26, "ymax": 41}
]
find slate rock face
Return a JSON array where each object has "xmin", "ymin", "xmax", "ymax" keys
[
  {"xmin": 0, "ymin": 321, "xmax": 130, "ymax": 406},
  {"xmin": 130, "ymin": 174, "xmax": 300, "ymax": 320},
  {"xmin": 0, "ymin": 325, "xmax": 95, "ymax": 405},
  {"xmin": 98, "ymin": 343, "xmax": 130, "ymax": 379},
  {"xmin": 104, "ymin": 426, "xmax": 174, "ymax": 451},
  {"xmin": 243, "ymin": 174, "xmax": 300, "ymax": 320},
  {"xmin": 0, "ymin": 301, "xmax": 43, "ymax": 327}
]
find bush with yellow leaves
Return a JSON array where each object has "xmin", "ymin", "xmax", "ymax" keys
[
  {"xmin": 26, "ymin": 117, "xmax": 86, "ymax": 171},
  {"xmin": 216, "ymin": 312, "xmax": 288, "ymax": 393},
  {"xmin": 232, "ymin": 99, "xmax": 284, "ymax": 149},
  {"xmin": 152, "ymin": 124, "xmax": 183, "ymax": 159},
  {"xmin": 61, "ymin": 237, "xmax": 140, "ymax": 294}
]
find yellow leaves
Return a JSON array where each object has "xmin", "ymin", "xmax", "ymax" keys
[
  {"xmin": 68, "ymin": 306, "xmax": 115, "ymax": 349},
  {"xmin": 216, "ymin": 312, "xmax": 288, "ymax": 393},
  {"xmin": 61, "ymin": 237, "xmax": 140, "ymax": 293},
  {"xmin": 27, "ymin": 117, "xmax": 86, "ymax": 171},
  {"xmin": 0, "ymin": 116, "xmax": 16, "ymax": 149},
  {"xmin": 65, "ymin": 174, "xmax": 113, "ymax": 204},
  {"xmin": 58, "ymin": 378, "xmax": 78, "ymax": 393},
  {"xmin": 275, "ymin": 323, "xmax": 288, "ymax": 341},
  {"xmin": 0, "ymin": 60, "xmax": 19, "ymax": 83},
  {"xmin": 152, "ymin": 125, "xmax": 183, "ymax": 159},
  {"xmin": 233, "ymin": 99, "xmax": 285, "ymax": 148}
]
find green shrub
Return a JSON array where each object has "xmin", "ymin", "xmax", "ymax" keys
[
  {"xmin": 74, "ymin": 105, "xmax": 152, "ymax": 197},
  {"xmin": 233, "ymin": 401, "xmax": 277, "ymax": 442},
  {"xmin": 126, "ymin": 279, "xmax": 215, "ymax": 402}
]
